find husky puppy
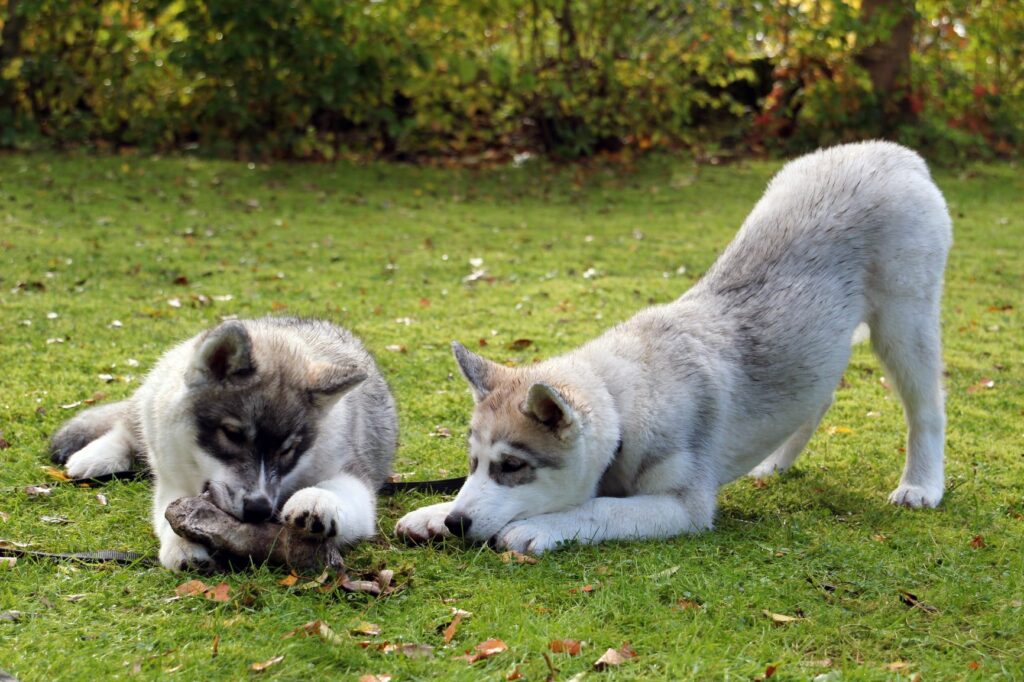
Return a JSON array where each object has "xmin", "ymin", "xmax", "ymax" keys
[
  {"xmin": 51, "ymin": 317, "xmax": 398, "ymax": 571},
  {"xmin": 396, "ymin": 141, "xmax": 951, "ymax": 554}
]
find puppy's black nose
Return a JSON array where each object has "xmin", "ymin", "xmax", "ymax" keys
[
  {"xmin": 444, "ymin": 512, "xmax": 473, "ymax": 537},
  {"xmin": 242, "ymin": 494, "xmax": 274, "ymax": 523}
]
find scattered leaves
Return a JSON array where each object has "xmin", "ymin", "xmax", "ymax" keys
[
  {"xmin": 499, "ymin": 550, "xmax": 538, "ymax": 565},
  {"xmin": 593, "ymin": 643, "xmax": 636, "ymax": 670},
  {"xmin": 442, "ymin": 610, "xmax": 465, "ymax": 644},
  {"xmin": 967, "ymin": 378, "xmax": 995, "ymax": 394},
  {"xmin": 673, "ymin": 598, "xmax": 703, "ymax": 611},
  {"xmin": 456, "ymin": 638, "xmax": 508, "ymax": 663},
  {"xmin": 174, "ymin": 579, "xmax": 230, "ymax": 602},
  {"xmin": 548, "ymin": 639, "xmax": 582, "ymax": 656},
  {"xmin": 250, "ymin": 655, "xmax": 284, "ymax": 672},
  {"xmin": 762, "ymin": 610, "xmax": 803, "ymax": 625},
  {"xmin": 352, "ymin": 621, "xmax": 382, "ymax": 637},
  {"xmin": 278, "ymin": 572, "xmax": 299, "ymax": 587},
  {"xmin": 43, "ymin": 466, "xmax": 71, "ymax": 482},
  {"xmin": 508, "ymin": 338, "xmax": 533, "ymax": 350},
  {"xmin": 283, "ymin": 620, "xmax": 345, "ymax": 645},
  {"xmin": 970, "ymin": 534, "xmax": 985, "ymax": 549},
  {"xmin": 898, "ymin": 590, "xmax": 938, "ymax": 614}
]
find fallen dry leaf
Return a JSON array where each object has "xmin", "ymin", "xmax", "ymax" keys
[
  {"xmin": 204, "ymin": 583, "xmax": 230, "ymax": 602},
  {"xmin": 42, "ymin": 466, "xmax": 71, "ymax": 482},
  {"xmin": 548, "ymin": 639, "xmax": 582, "ymax": 656},
  {"xmin": 569, "ymin": 583, "xmax": 597, "ymax": 594},
  {"xmin": 970, "ymin": 534, "xmax": 985, "ymax": 549},
  {"xmin": 967, "ymin": 378, "xmax": 995, "ymax": 394},
  {"xmin": 442, "ymin": 611, "xmax": 465, "ymax": 644},
  {"xmin": 175, "ymin": 580, "xmax": 208, "ymax": 597},
  {"xmin": 63, "ymin": 594, "xmax": 87, "ymax": 602},
  {"xmin": 379, "ymin": 643, "xmax": 434, "ymax": 658},
  {"xmin": 40, "ymin": 515, "xmax": 71, "ymax": 525},
  {"xmin": 456, "ymin": 638, "xmax": 508, "ymax": 663},
  {"xmin": 24, "ymin": 485, "xmax": 52, "ymax": 497},
  {"xmin": 278, "ymin": 572, "xmax": 299, "ymax": 587},
  {"xmin": 284, "ymin": 620, "xmax": 345, "ymax": 645},
  {"xmin": 211, "ymin": 634, "xmax": 220, "ymax": 658},
  {"xmin": 674, "ymin": 598, "xmax": 703, "ymax": 611},
  {"xmin": 384, "ymin": 344, "xmax": 407, "ymax": 353},
  {"xmin": 763, "ymin": 664, "xmax": 777, "ymax": 678},
  {"xmin": 499, "ymin": 550, "xmax": 538, "ymax": 565},
  {"xmin": 593, "ymin": 643, "xmax": 636, "ymax": 671},
  {"xmin": 358, "ymin": 676, "xmax": 392, "ymax": 682},
  {"xmin": 250, "ymin": 655, "xmax": 284, "ymax": 672},
  {"xmin": 95, "ymin": 493, "xmax": 108, "ymax": 506},
  {"xmin": 508, "ymin": 338, "xmax": 533, "ymax": 350},
  {"xmin": 506, "ymin": 667, "xmax": 524, "ymax": 681},
  {"xmin": 762, "ymin": 610, "xmax": 803, "ymax": 625},
  {"xmin": 898, "ymin": 590, "xmax": 938, "ymax": 614},
  {"xmin": 884, "ymin": 661, "xmax": 910, "ymax": 671},
  {"xmin": 352, "ymin": 621, "xmax": 382, "ymax": 637}
]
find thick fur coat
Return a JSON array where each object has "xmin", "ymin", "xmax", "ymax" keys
[
  {"xmin": 396, "ymin": 141, "xmax": 951, "ymax": 554},
  {"xmin": 52, "ymin": 317, "xmax": 397, "ymax": 570}
]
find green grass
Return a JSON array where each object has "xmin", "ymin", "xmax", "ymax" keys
[{"xmin": 1, "ymin": 151, "xmax": 1022, "ymax": 681}]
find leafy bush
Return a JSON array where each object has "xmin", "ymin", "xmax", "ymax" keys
[{"xmin": 0, "ymin": 0, "xmax": 1020, "ymax": 159}]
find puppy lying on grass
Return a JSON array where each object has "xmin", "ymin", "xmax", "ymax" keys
[
  {"xmin": 397, "ymin": 141, "xmax": 951, "ymax": 554},
  {"xmin": 52, "ymin": 317, "xmax": 397, "ymax": 571}
]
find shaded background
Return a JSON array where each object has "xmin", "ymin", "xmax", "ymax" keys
[{"xmin": 0, "ymin": 0, "xmax": 1020, "ymax": 162}]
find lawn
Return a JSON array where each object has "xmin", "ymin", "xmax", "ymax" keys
[{"xmin": 0, "ymin": 150, "xmax": 1021, "ymax": 680}]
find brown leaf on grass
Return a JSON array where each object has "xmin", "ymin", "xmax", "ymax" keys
[
  {"xmin": 378, "ymin": 642, "xmax": 434, "ymax": 658},
  {"xmin": 442, "ymin": 611, "xmax": 466, "ymax": 644},
  {"xmin": 0, "ymin": 432, "xmax": 9, "ymax": 449},
  {"xmin": 250, "ymin": 655, "xmax": 284, "ymax": 672},
  {"xmin": 283, "ymin": 619, "xmax": 345, "ymax": 645},
  {"xmin": 506, "ymin": 667, "xmax": 524, "ymax": 680},
  {"xmin": 175, "ymin": 580, "xmax": 208, "ymax": 597},
  {"xmin": 967, "ymin": 378, "xmax": 995, "ymax": 394},
  {"xmin": 569, "ymin": 583, "xmax": 597, "ymax": 594},
  {"xmin": 968, "ymin": 661, "xmax": 981, "ymax": 670},
  {"xmin": 455, "ymin": 638, "xmax": 508, "ymax": 663},
  {"xmin": 593, "ymin": 643, "xmax": 637, "ymax": 671},
  {"xmin": 42, "ymin": 466, "xmax": 70, "ymax": 482},
  {"xmin": 673, "ymin": 598, "xmax": 703, "ymax": 611},
  {"xmin": 211, "ymin": 634, "xmax": 220, "ymax": 658},
  {"xmin": 499, "ymin": 550, "xmax": 538, "ymax": 565},
  {"xmin": 204, "ymin": 583, "xmax": 230, "ymax": 602},
  {"xmin": 763, "ymin": 664, "xmax": 778, "ymax": 679},
  {"xmin": 83, "ymin": 391, "xmax": 107, "ymax": 405},
  {"xmin": 762, "ymin": 610, "xmax": 803, "ymax": 625},
  {"xmin": 352, "ymin": 621, "xmax": 382, "ymax": 637},
  {"xmin": 970, "ymin": 534, "xmax": 985, "ymax": 549},
  {"xmin": 898, "ymin": 590, "xmax": 938, "ymax": 614},
  {"xmin": 358, "ymin": 675, "xmax": 392, "ymax": 682},
  {"xmin": 478, "ymin": 338, "xmax": 488, "ymax": 347},
  {"xmin": 884, "ymin": 661, "xmax": 910, "ymax": 671},
  {"xmin": 548, "ymin": 639, "xmax": 582, "ymax": 656},
  {"xmin": 508, "ymin": 338, "xmax": 533, "ymax": 351},
  {"xmin": 278, "ymin": 571, "xmax": 298, "ymax": 587},
  {"xmin": 752, "ymin": 478, "xmax": 768, "ymax": 489}
]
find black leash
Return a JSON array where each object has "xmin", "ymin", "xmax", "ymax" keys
[{"xmin": 8, "ymin": 469, "xmax": 465, "ymax": 565}]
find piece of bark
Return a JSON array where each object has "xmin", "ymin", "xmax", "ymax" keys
[{"xmin": 165, "ymin": 493, "xmax": 344, "ymax": 571}]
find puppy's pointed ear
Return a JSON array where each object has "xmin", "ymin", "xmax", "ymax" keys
[
  {"xmin": 523, "ymin": 382, "xmax": 580, "ymax": 438},
  {"xmin": 307, "ymin": 362, "xmax": 368, "ymax": 408},
  {"xmin": 188, "ymin": 322, "xmax": 255, "ymax": 386},
  {"xmin": 452, "ymin": 341, "xmax": 504, "ymax": 402}
]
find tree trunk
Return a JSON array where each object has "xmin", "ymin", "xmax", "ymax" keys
[{"xmin": 855, "ymin": 0, "xmax": 916, "ymax": 131}]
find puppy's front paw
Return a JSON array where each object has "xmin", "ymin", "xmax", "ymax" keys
[
  {"xmin": 394, "ymin": 503, "xmax": 452, "ymax": 544},
  {"xmin": 888, "ymin": 483, "xmax": 943, "ymax": 509},
  {"xmin": 281, "ymin": 488, "xmax": 344, "ymax": 539},
  {"xmin": 159, "ymin": 533, "xmax": 216, "ymax": 574},
  {"xmin": 492, "ymin": 519, "xmax": 563, "ymax": 555}
]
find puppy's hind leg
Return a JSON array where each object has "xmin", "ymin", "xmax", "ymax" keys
[
  {"xmin": 748, "ymin": 397, "xmax": 832, "ymax": 478},
  {"xmin": 50, "ymin": 401, "xmax": 131, "ymax": 464},
  {"xmin": 870, "ymin": 298, "xmax": 946, "ymax": 508}
]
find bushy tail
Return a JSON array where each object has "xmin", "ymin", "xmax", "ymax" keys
[{"xmin": 49, "ymin": 401, "xmax": 131, "ymax": 464}]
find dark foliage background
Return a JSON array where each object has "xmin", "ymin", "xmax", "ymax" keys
[{"xmin": 0, "ymin": 0, "xmax": 1020, "ymax": 161}]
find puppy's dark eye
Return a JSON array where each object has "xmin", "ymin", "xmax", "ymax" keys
[
  {"xmin": 220, "ymin": 424, "xmax": 247, "ymax": 446},
  {"xmin": 500, "ymin": 456, "xmax": 527, "ymax": 473}
]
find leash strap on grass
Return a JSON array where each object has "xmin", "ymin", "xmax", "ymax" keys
[
  {"xmin": 8, "ymin": 470, "xmax": 464, "ymax": 566},
  {"xmin": 53, "ymin": 469, "xmax": 465, "ymax": 496},
  {"xmin": 1, "ymin": 546, "xmax": 156, "ymax": 566}
]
